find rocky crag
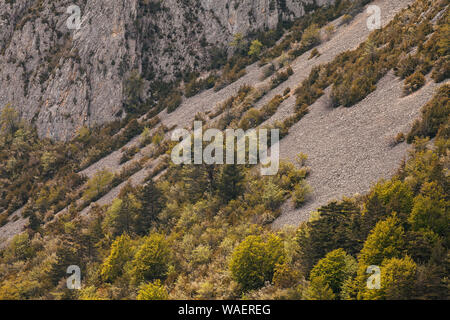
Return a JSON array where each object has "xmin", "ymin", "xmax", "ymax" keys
[{"xmin": 0, "ymin": 0, "xmax": 333, "ymax": 141}]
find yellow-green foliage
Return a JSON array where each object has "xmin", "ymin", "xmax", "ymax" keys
[
  {"xmin": 359, "ymin": 215, "xmax": 405, "ymax": 267},
  {"xmin": 82, "ymin": 170, "xmax": 114, "ymax": 202},
  {"xmin": 404, "ymin": 71, "xmax": 426, "ymax": 95},
  {"xmin": 302, "ymin": 276, "xmax": 336, "ymax": 300},
  {"xmin": 100, "ymin": 234, "xmax": 134, "ymax": 282},
  {"xmin": 291, "ymin": 181, "xmax": 312, "ymax": 208},
  {"xmin": 272, "ymin": 263, "xmax": 301, "ymax": 289},
  {"xmin": 407, "ymin": 84, "xmax": 450, "ymax": 142},
  {"xmin": 300, "ymin": 24, "xmax": 321, "ymax": 49},
  {"xmin": 229, "ymin": 234, "xmax": 285, "ymax": 291},
  {"xmin": 137, "ymin": 280, "xmax": 169, "ymax": 300},
  {"xmin": 368, "ymin": 180, "xmax": 414, "ymax": 217},
  {"xmin": 248, "ymin": 40, "xmax": 263, "ymax": 58},
  {"xmin": 309, "ymin": 248, "xmax": 356, "ymax": 296},
  {"xmin": 129, "ymin": 233, "xmax": 171, "ymax": 284},
  {"xmin": 359, "ymin": 256, "xmax": 417, "ymax": 300},
  {"xmin": 2, "ymin": 233, "xmax": 35, "ymax": 264},
  {"xmin": 0, "ymin": 0, "xmax": 448, "ymax": 301},
  {"xmin": 408, "ymin": 182, "xmax": 448, "ymax": 237}
]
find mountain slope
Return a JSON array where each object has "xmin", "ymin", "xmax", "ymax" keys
[
  {"xmin": 0, "ymin": 0, "xmax": 333, "ymax": 141},
  {"xmin": 0, "ymin": 0, "xmax": 430, "ymax": 243},
  {"xmin": 274, "ymin": 71, "xmax": 447, "ymax": 228},
  {"xmin": 0, "ymin": 0, "xmax": 448, "ymax": 300}
]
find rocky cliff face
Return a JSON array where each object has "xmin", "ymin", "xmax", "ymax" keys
[{"xmin": 0, "ymin": 0, "xmax": 333, "ymax": 141}]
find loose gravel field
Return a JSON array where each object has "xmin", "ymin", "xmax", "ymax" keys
[{"xmin": 272, "ymin": 73, "xmax": 447, "ymax": 229}]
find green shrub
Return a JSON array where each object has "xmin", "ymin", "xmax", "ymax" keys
[
  {"xmin": 396, "ymin": 55, "xmax": 421, "ymax": 79},
  {"xmin": 324, "ymin": 25, "xmax": 336, "ymax": 40},
  {"xmin": 292, "ymin": 181, "xmax": 312, "ymax": 208},
  {"xmin": 3, "ymin": 233, "xmax": 35, "ymax": 263},
  {"xmin": 120, "ymin": 146, "xmax": 140, "ymax": 164},
  {"xmin": 82, "ymin": 170, "xmax": 114, "ymax": 202},
  {"xmin": 393, "ymin": 132, "xmax": 406, "ymax": 146},
  {"xmin": 261, "ymin": 63, "xmax": 276, "ymax": 80},
  {"xmin": 214, "ymin": 56, "xmax": 249, "ymax": 91},
  {"xmin": 261, "ymin": 95, "xmax": 283, "ymax": 120},
  {"xmin": 332, "ymin": 74, "xmax": 377, "ymax": 107},
  {"xmin": 301, "ymin": 24, "xmax": 321, "ymax": 49},
  {"xmin": 123, "ymin": 119, "xmax": 142, "ymax": 140},
  {"xmin": 407, "ymin": 84, "xmax": 450, "ymax": 142},
  {"xmin": 248, "ymin": 40, "xmax": 263, "ymax": 58},
  {"xmin": 139, "ymin": 127, "xmax": 152, "ymax": 147},
  {"xmin": 431, "ymin": 57, "xmax": 450, "ymax": 83},
  {"xmin": 123, "ymin": 71, "xmax": 144, "ymax": 114},
  {"xmin": 359, "ymin": 256, "xmax": 417, "ymax": 300},
  {"xmin": 184, "ymin": 74, "xmax": 217, "ymax": 97},
  {"xmin": 341, "ymin": 14, "xmax": 352, "ymax": 25},
  {"xmin": 270, "ymin": 66, "xmax": 293, "ymax": 89},
  {"xmin": 239, "ymin": 108, "xmax": 262, "ymax": 130},
  {"xmin": 404, "ymin": 71, "xmax": 426, "ymax": 95},
  {"xmin": 164, "ymin": 91, "xmax": 183, "ymax": 113},
  {"xmin": 409, "ymin": 183, "xmax": 448, "ymax": 237},
  {"xmin": 309, "ymin": 48, "xmax": 320, "ymax": 60}
]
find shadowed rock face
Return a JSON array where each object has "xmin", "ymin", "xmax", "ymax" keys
[{"xmin": 0, "ymin": 0, "xmax": 333, "ymax": 141}]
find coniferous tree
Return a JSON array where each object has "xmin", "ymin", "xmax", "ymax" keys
[
  {"xmin": 136, "ymin": 180, "xmax": 164, "ymax": 235},
  {"xmin": 295, "ymin": 199, "xmax": 361, "ymax": 276},
  {"xmin": 303, "ymin": 276, "xmax": 336, "ymax": 300},
  {"xmin": 218, "ymin": 165, "xmax": 245, "ymax": 203}
]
